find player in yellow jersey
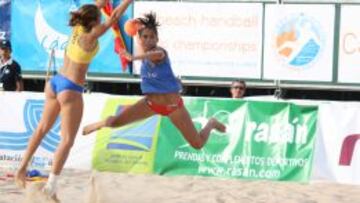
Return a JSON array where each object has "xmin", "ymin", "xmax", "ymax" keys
[{"xmin": 15, "ymin": 0, "xmax": 133, "ymax": 199}]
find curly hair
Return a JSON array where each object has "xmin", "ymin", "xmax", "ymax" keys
[{"xmin": 137, "ymin": 12, "xmax": 160, "ymax": 36}]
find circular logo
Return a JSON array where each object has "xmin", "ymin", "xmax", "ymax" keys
[{"xmin": 274, "ymin": 14, "xmax": 324, "ymax": 68}]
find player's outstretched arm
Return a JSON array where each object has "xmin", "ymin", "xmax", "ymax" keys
[
  {"xmin": 121, "ymin": 48, "xmax": 165, "ymax": 63},
  {"xmin": 91, "ymin": 0, "xmax": 133, "ymax": 39}
]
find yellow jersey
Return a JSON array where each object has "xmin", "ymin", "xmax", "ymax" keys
[{"xmin": 66, "ymin": 26, "xmax": 99, "ymax": 64}]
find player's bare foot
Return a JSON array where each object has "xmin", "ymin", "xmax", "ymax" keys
[
  {"xmin": 15, "ymin": 168, "xmax": 27, "ymax": 189},
  {"xmin": 83, "ymin": 117, "xmax": 117, "ymax": 136},
  {"xmin": 82, "ymin": 119, "xmax": 108, "ymax": 135},
  {"xmin": 209, "ymin": 118, "xmax": 226, "ymax": 133},
  {"xmin": 82, "ymin": 123, "xmax": 100, "ymax": 136}
]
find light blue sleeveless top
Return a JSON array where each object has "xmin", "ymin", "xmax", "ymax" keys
[{"xmin": 140, "ymin": 51, "xmax": 181, "ymax": 94}]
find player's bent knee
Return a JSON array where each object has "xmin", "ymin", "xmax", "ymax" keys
[{"xmin": 190, "ymin": 140, "xmax": 203, "ymax": 150}]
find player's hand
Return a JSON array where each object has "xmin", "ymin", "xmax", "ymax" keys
[
  {"xmin": 95, "ymin": 0, "xmax": 110, "ymax": 9},
  {"xmin": 120, "ymin": 49, "xmax": 133, "ymax": 61}
]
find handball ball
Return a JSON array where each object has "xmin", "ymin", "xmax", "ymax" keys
[{"xmin": 124, "ymin": 19, "xmax": 139, "ymax": 37}]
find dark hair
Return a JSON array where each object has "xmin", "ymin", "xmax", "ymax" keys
[
  {"xmin": 69, "ymin": 4, "xmax": 101, "ymax": 32},
  {"xmin": 137, "ymin": 12, "xmax": 160, "ymax": 36},
  {"xmin": 0, "ymin": 40, "xmax": 11, "ymax": 51},
  {"xmin": 231, "ymin": 79, "xmax": 246, "ymax": 88}
]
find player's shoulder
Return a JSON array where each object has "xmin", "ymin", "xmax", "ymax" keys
[
  {"xmin": 12, "ymin": 60, "xmax": 21, "ymax": 72},
  {"xmin": 11, "ymin": 60, "xmax": 21, "ymax": 67},
  {"xmin": 155, "ymin": 46, "xmax": 167, "ymax": 56}
]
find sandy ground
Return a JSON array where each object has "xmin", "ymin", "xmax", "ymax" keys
[{"xmin": 1, "ymin": 169, "xmax": 360, "ymax": 203}]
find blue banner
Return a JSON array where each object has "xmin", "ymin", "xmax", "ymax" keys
[
  {"xmin": 0, "ymin": 0, "xmax": 11, "ymax": 40},
  {"xmin": 11, "ymin": 0, "xmax": 133, "ymax": 74}
]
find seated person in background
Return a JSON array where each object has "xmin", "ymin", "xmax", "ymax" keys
[
  {"xmin": 230, "ymin": 79, "xmax": 246, "ymax": 99},
  {"xmin": 0, "ymin": 40, "xmax": 23, "ymax": 91}
]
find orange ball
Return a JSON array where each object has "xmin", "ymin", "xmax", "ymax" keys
[{"xmin": 124, "ymin": 19, "xmax": 138, "ymax": 37}]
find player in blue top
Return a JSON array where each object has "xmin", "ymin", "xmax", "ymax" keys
[{"xmin": 83, "ymin": 12, "xmax": 226, "ymax": 149}]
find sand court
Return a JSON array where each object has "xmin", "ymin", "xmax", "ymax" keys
[
  {"xmin": 84, "ymin": 171, "xmax": 360, "ymax": 203},
  {"xmin": 1, "ymin": 169, "xmax": 360, "ymax": 202},
  {"xmin": 24, "ymin": 181, "xmax": 60, "ymax": 203}
]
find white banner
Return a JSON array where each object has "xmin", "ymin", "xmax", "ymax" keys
[
  {"xmin": 0, "ymin": 92, "xmax": 106, "ymax": 170},
  {"xmin": 263, "ymin": 4, "xmax": 335, "ymax": 81},
  {"xmin": 312, "ymin": 103, "xmax": 360, "ymax": 185},
  {"xmin": 338, "ymin": 6, "xmax": 360, "ymax": 83},
  {"xmin": 0, "ymin": 92, "xmax": 53, "ymax": 170},
  {"xmin": 134, "ymin": 2, "xmax": 263, "ymax": 79}
]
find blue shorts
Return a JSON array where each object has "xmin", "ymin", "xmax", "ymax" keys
[{"xmin": 50, "ymin": 74, "xmax": 84, "ymax": 95}]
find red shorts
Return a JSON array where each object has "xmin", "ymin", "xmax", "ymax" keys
[{"xmin": 146, "ymin": 97, "xmax": 184, "ymax": 116}]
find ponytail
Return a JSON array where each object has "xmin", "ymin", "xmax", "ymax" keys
[
  {"xmin": 68, "ymin": 5, "xmax": 101, "ymax": 32},
  {"xmin": 137, "ymin": 12, "xmax": 160, "ymax": 35},
  {"xmin": 69, "ymin": 11, "xmax": 82, "ymax": 27}
]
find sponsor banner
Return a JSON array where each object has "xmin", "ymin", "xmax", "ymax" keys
[
  {"xmin": 0, "ymin": 92, "xmax": 58, "ymax": 170},
  {"xmin": 0, "ymin": 92, "xmax": 104, "ymax": 170},
  {"xmin": 0, "ymin": 0, "xmax": 11, "ymax": 40},
  {"xmin": 92, "ymin": 97, "xmax": 161, "ymax": 173},
  {"xmin": 154, "ymin": 98, "xmax": 318, "ymax": 182},
  {"xmin": 312, "ymin": 103, "xmax": 360, "ymax": 184},
  {"xmin": 263, "ymin": 5, "xmax": 335, "ymax": 81},
  {"xmin": 11, "ymin": 0, "xmax": 133, "ymax": 74},
  {"xmin": 338, "ymin": 6, "xmax": 360, "ymax": 83},
  {"xmin": 5, "ymin": 92, "xmax": 360, "ymax": 185},
  {"xmin": 134, "ymin": 2, "xmax": 263, "ymax": 79}
]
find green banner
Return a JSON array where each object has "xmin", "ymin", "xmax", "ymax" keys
[
  {"xmin": 92, "ymin": 97, "xmax": 161, "ymax": 173},
  {"xmin": 154, "ymin": 98, "xmax": 318, "ymax": 181},
  {"xmin": 91, "ymin": 96, "xmax": 318, "ymax": 181}
]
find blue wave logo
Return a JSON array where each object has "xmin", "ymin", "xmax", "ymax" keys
[
  {"xmin": 106, "ymin": 106, "xmax": 159, "ymax": 151},
  {"xmin": 34, "ymin": 2, "xmax": 74, "ymax": 59},
  {"xmin": 12, "ymin": 0, "xmax": 132, "ymax": 73},
  {"xmin": 275, "ymin": 14, "xmax": 324, "ymax": 68},
  {"xmin": 0, "ymin": 100, "xmax": 60, "ymax": 152}
]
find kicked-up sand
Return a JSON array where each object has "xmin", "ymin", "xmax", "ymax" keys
[{"xmin": 1, "ymin": 169, "xmax": 359, "ymax": 203}]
